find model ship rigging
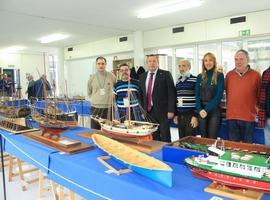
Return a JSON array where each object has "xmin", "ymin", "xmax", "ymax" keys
[
  {"xmin": 91, "ymin": 78, "xmax": 158, "ymax": 140},
  {"xmin": 32, "ymin": 76, "xmax": 78, "ymax": 137},
  {"xmin": 185, "ymin": 140, "xmax": 270, "ymax": 193}
]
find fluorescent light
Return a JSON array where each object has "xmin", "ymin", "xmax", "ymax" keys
[
  {"xmin": 137, "ymin": 0, "xmax": 203, "ymax": 19},
  {"xmin": 1, "ymin": 45, "xmax": 26, "ymax": 52},
  {"xmin": 39, "ymin": 33, "xmax": 69, "ymax": 44}
]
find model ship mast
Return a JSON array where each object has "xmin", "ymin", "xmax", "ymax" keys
[{"xmin": 127, "ymin": 78, "xmax": 131, "ymax": 127}]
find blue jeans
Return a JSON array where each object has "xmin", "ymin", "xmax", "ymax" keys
[
  {"xmin": 264, "ymin": 118, "xmax": 270, "ymax": 145},
  {"xmin": 227, "ymin": 120, "xmax": 254, "ymax": 143}
]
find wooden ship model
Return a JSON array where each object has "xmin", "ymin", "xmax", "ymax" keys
[
  {"xmin": 91, "ymin": 79, "xmax": 158, "ymax": 141},
  {"xmin": 0, "ymin": 96, "xmax": 31, "ymax": 118},
  {"xmin": 92, "ymin": 134, "xmax": 173, "ymax": 187},
  {"xmin": 185, "ymin": 140, "xmax": 270, "ymax": 193},
  {"xmin": 31, "ymin": 77, "xmax": 78, "ymax": 137}
]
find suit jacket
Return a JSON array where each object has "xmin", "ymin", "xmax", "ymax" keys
[{"xmin": 139, "ymin": 69, "xmax": 176, "ymax": 120}]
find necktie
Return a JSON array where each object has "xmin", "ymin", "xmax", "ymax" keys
[{"xmin": 147, "ymin": 73, "xmax": 154, "ymax": 112}]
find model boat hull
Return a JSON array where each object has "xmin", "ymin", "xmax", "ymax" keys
[
  {"xmin": 92, "ymin": 134, "xmax": 173, "ymax": 187},
  {"xmin": 188, "ymin": 165, "xmax": 270, "ymax": 193}
]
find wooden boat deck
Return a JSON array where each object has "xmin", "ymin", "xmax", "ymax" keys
[{"xmin": 92, "ymin": 134, "xmax": 172, "ymax": 171}]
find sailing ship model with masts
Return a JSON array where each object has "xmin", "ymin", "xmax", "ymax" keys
[
  {"xmin": 91, "ymin": 78, "xmax": 159, "ymax": 140},
  {"xmin": 32, "ymin": 76, "xmax": 78, "ymax": 136}
]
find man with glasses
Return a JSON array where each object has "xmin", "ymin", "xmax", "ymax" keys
[{"xmin": 114, "ymin": 63, "xmax": 140, "ymax": 121}]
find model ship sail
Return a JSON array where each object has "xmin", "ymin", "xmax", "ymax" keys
[
  {"xmin": 92, "ymin": 134, "xmax": 173, "ymax": 187},
  {"xmin": 32, "ymin": 75, "xmax": 78, "ymax": 135},
  {"xmin": 91, "ymin": 79, "xmax": 158, "ymax": 139},
  {"xmin": 185, "ymin": 140, "xmax": 270, "ymax": 193}
]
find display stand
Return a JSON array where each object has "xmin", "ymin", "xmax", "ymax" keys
[
  {"xmin": 24, "ymin": 132, "xmax": 94, "ymax": 154},
  {"xmin": 79, "ymin": 130, "xmax": 167, "ymax": 153},
  {"xmin": 98, "ymin": 156, "xmax": 132, "ymax": 175},
  {"xmin": 205, "ymin": 182, "xmax": 263, "ymax": 200}
]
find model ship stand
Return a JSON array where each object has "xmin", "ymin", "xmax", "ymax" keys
[
  {"xmin": 24, "ymin": 130, "xmax": 94, "ymax": 154},
  {"xmin": 205, "ymin": 182, "xmax": 263, "ymax": 200},
  {"xmin": 0, "ymin": 118, "xmax": 40, "ymax": 135},
  {"xmin": 79, "ymin": 129, "xmax": 167, "ymax": 153}
]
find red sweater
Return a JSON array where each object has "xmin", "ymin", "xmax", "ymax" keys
[{"xmin": 225, "ymin": 69, "xmax": 261, "ymax": 122}]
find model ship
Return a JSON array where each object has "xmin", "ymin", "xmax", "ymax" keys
[
  {"xmin": 92, "ymin": 134, "xmax": 173, "ymax": 187},
  {"xmin": 0, "ymin": 97, "xmax": 31, "ymax": 118},
  {"xmin": 171, "ymin": 136, "xmax": 270, "ymax": 156},
  {"xmin": 91, "ymin": 80, "xmax": 158, "ymax": 140},
  {"xmin": 32, "ymin": 77, "xmax": 78, "ymax": 137},
  {"xmin": 185, "ymin": 141, "xmax": 270, "ymax": 193}
]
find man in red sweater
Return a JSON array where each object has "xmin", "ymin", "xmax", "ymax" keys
[{"xmin": 225, "ymin": 49, "xmax": 261, "ymax": 143}]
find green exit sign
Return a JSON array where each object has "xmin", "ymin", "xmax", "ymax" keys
[{"xmin": 239, "ymin": 29, "xmax": 251, "ymax": 36}]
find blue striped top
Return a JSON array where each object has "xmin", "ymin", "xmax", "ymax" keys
[
  {"xmin": 113, "ymin": 79, "xmax": 139, "ymax": 111},
  {"xmin": 176, "ymin": 74, "xmax": 197, "ymax": 113}
]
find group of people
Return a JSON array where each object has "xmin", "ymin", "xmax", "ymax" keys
[
  {"xmin": 88, "ymin": 50, "xmax": 270, "ymax": 145},
  {"xmin": 0, "ymin": 73, "xmax": 14, "ymax": 96},
  {"xmin": 26, "ymin": 74, "xmax": 52, "ymax": 101}
]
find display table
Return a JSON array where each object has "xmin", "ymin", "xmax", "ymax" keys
[
  {"xmin": 34, "ymin": 100, "xmax": 91, "ymax": 116},
  {"xmin": 4, "ymin": 127, "xmax": 268, "ymax": 199}
]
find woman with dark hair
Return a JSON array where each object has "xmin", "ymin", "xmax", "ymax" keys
[{"xmin": 195, "ymin": 52, "xmax": 224, "ymax": 138}]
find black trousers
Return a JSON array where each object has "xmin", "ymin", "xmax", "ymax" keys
[
  {"xmin": 91, "ymin": 107, "xmax": 111, "ymax": 130},
  {"xmin": 148, "ymin": 109, "xmax": 171, "ymax": 142},
  {"xmin": 198, "ymin": 108, "xmax": 221, "ymax": 139},
  {"xmin": 177, "ymin": 111, "xmax": 197, "ymax": 139}
]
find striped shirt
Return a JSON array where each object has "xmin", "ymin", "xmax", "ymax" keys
[
  {"xmin": 114, "ymin": 79, "xmax": 139, "ymax": 110},
  {"xmin": 176, "ymin": 74, "xmax": 197, "ymax": 113}
]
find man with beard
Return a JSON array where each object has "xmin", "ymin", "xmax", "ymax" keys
[
  {"xmin": 174, "ymin": 59, "xmax": 198, "ymax": 138},
  {"xmin": 114, "ymin": 63, "xmax": 140, "ymax": 121}
]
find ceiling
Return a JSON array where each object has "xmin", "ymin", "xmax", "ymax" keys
[{"xmin": 1, "ymin": 0, "xmax": 270, "ymax": 51}]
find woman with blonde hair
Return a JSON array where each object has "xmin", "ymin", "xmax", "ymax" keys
[{"xmin": 195, "ymin": 52, "xmax": 224, "ymax": 138}]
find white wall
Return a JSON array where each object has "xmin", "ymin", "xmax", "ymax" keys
[
  {"xmin": 64, "ymin": 34, "xmax": 134, "ymax": 60},
  {"xmin": 143, "ymin": 10, "xmax": 270, "ymax": 49},
  {"xmin": 0, "ymin": 52, "xmax": 48, "ymax": 98},
  {"xmin": 0, "ymin": 48, "xmax": 63, "ymax": 98},
  {"xmin": 65, "ymin": 51, "xmax": 134, "ymax": 98}
]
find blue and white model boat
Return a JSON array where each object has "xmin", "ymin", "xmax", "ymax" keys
[{"xmin": 92, "ymin": 134, "xmax": 173, "ymax": 187}]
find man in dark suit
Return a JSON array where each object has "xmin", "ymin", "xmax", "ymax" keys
[{"xmin": 139, "ymin": 54, "xmax": 176, "ymax": 142}]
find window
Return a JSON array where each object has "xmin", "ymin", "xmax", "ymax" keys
[
  {"xmin": 239, "ymin": 164, "xmax": 245, "ymax": 170},
  {"xmin": 157, "ymin": 48, "xmax": 172, "ymax": 72},
  {"xmin": 233, "ymin": 163, "xmax": 238, "ymax": 168},
  {"xmin": 226, "ymin": 162, "xmax": 231, "ymax": 167},
  {"xmin": 254, "ymin": 167, "xmax": 261, "ymax": 172},
  {"xmin": 221, "ymin": 41, "xmax": 242, "ymax": 74},
  {"xmin": 48, "ymin": 55, "xmax": 58, "ymax": 94},
  {"xmin": 175, "ymin": 47, "xmax": 195, "ymax": 77},
  {"xmin": 198, "ymin": 43, "xmax": 218, "ymax": 73},
  {"xmin": 247, "ymin": 166, "xmax": 253, "ymax": 171},
  {"xmin": 248, "ymin": 39, "xmax": 270, "ymax": 74}
]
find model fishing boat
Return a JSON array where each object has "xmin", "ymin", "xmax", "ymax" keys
[
  {"xmin": 91, "ymin": 79, "xmax": 158, "ymax": 140},
  {"xmin": 185, "ymin": 141, "xmax": 270, "ymax": 193},
  {"xmin": 92, "ymin": 134, "xmax": 173, "ymax": 187},
  {"xmin": 172, "ymin": 136, "xmax": 270, "ymax": 156}
]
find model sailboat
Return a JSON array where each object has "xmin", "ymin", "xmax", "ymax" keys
[
  {"xmin": 32, "ymin": 76, "xmax": 78, "ymax": 136},
  {"xmin": 91, "ymin": 78, "xmax": 158, "ymax": 139}
]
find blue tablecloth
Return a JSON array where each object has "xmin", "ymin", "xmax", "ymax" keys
[
  {"xmin": 6, "ymin": 99, "xmax": 29, "ymax": 108},
  {"xmin": 34, "ymin": 100, "xmax": 91, "ymax": 116},
  {"xmin": 1, "ymin": 128, "xmax": 270, "ymax": 200}
]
